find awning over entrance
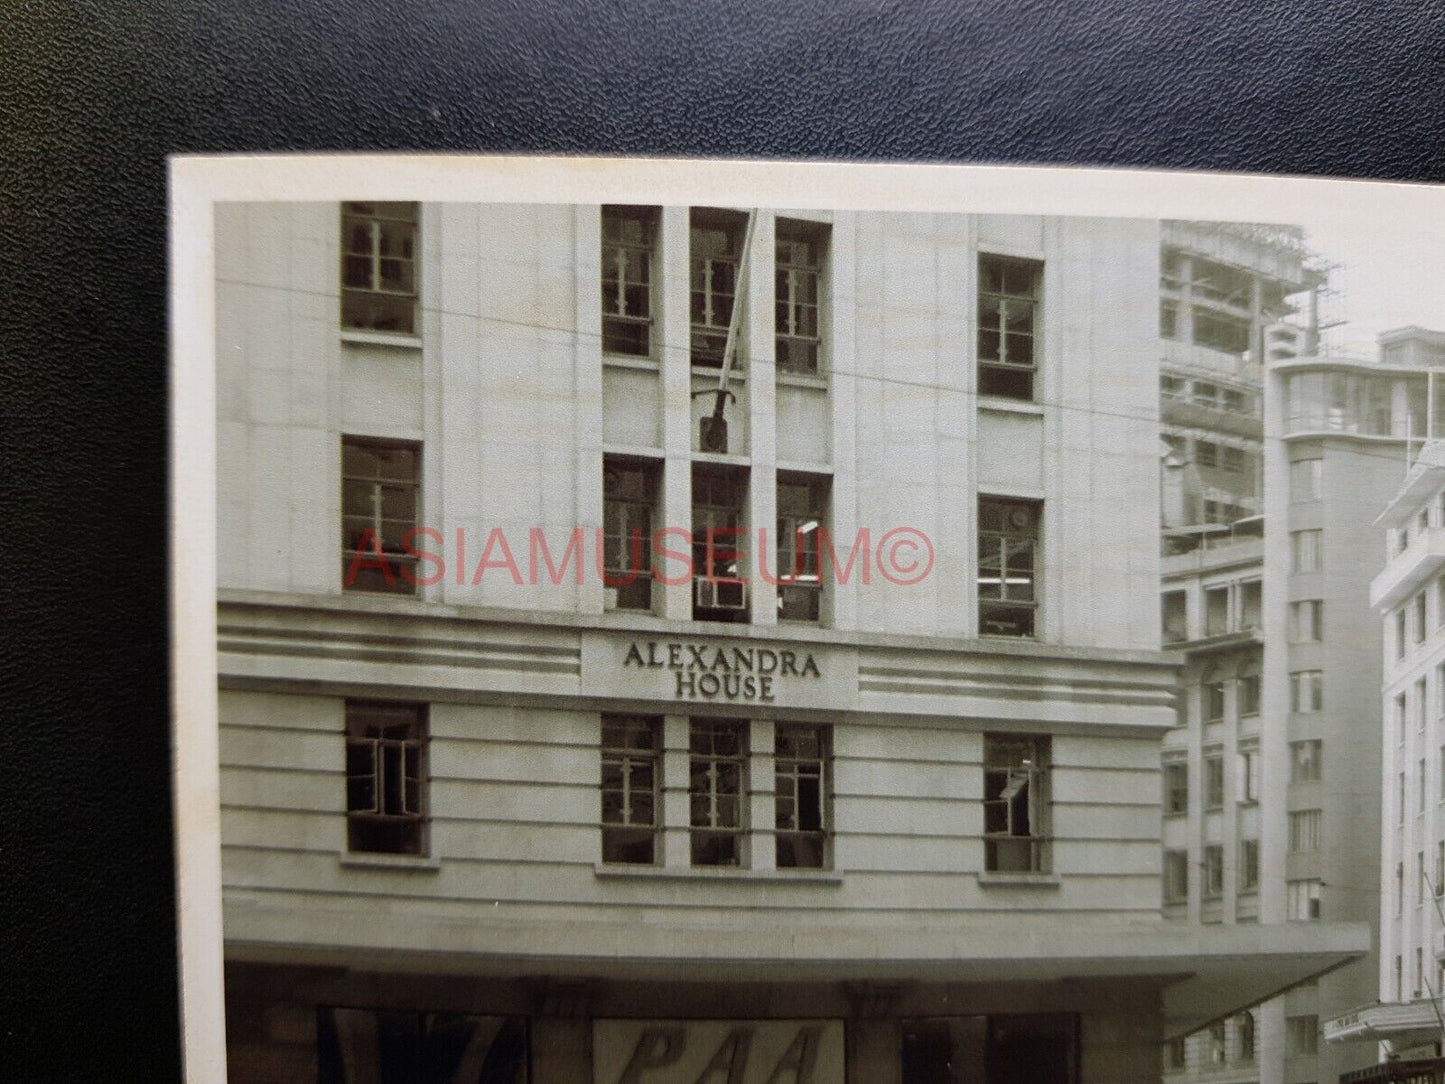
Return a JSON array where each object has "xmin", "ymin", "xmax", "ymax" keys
[{"xmin": 1325, "ymin": 999, "xmax": 1445, "ymax": 1049}]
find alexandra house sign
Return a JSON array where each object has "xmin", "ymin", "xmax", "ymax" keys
[{"xmin": 622, "ymin": 639, "xmax": 822, "ymax": 703}]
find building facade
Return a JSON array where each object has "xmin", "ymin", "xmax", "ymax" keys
[{"xmin": 213, "ymin": 201, "xmax": 1362, "ymax": 1083}]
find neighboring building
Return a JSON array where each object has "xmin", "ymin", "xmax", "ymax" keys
[
  {"xmin": 1324, "ymin": 434, "xmax": 1445, "ymax": 1078},
  {"xmin": 214, "ymin": 202, "xmax": 1364, "ymax": 1083}
]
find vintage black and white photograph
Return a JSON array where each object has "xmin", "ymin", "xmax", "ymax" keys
[{"xmin": 171, "ymin": 156, "xmax": 1445, "ymax": 1083}]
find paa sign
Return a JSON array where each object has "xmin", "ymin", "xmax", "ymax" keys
[{"xmin": 593, "ymin": 1020, "xmax": 845, "ymax": 1083}]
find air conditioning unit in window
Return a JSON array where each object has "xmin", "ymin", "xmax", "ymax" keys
[
  {"xmin": 699, "ymin": 416, "xmax": 728, "ymax": 454},
  {"xmin": 695, "ymin": 577, "xmax": 748, "ymax": 611}
]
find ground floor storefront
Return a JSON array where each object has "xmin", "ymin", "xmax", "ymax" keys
[{"xmin": 226, "ymin": 961, "xmax": 1165, "ymax": 1083}]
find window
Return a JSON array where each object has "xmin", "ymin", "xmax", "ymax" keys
[
  {"xmin": 775, "ymin": 724, "xmax": 831, "ymax": 868},
  {"xmin": 1438, "ymin": 577, "xmax": 1445, "ymax": 630},
  {"xmin": 345, "ymin": 701, "xmax": 426, "ymax": 855},
  {"xmin": 1164, "ymin": 850, "xmax": 1189, "ymax": 903},
  {"xmin": 1238, "ymin": 667, "xmax": 1260, "ymax": 717},
  {"xmin": 1167, "ymin": 1036, "xmax": 1187, "ymax": 1070},
  {"xmin": 1204, "ymin": 586, "xmax": 1229, "ymax": 636},
  {"xmin": 1436, "ymin": 841, "xmax": 1444, "ymax": 899},
  {"xmin": 1202, "ymin": 845, "xmax": 1224, "ymax": 898},
  {"xmin": 1396, "ymin": 693, "xmax": 1409, "ymax": 743},
  {"xmin": 1223, "ymin": 388, "xmax": 1252, "ymax": 415},
  {"xmin": 775, "ymin": 220, "xmax": 826, "ymax": 373},
  {"xmin": 1291, "ymin": 740, "xmax": 1322, "ymax": 782},
  {"xmin": 1288, "ymin": 600, "xmax": 1323, "ymax": 642},
  {"xmin": 1397, "ymin": 862, "xmax": 1405, "ymax": 915},
  {"xmin": 1422, "ymin": 757, "xmax": 1429, "ymax": 811},
  {"xmin": 689, "ymin": 720, "xmax": 748, "ymax": 866},
  {"xmin": 1161, "ymin": 591, "xmax": 1187, "ymax": 644},
  {"xmin": 1438, "ymin": 663, "xmax": 1445, "ymax": 717},
  {"xmin": 692, "ymin": 466, "xmax": 749, "ymax": 622},
  {"xmin": 776, "ymin": 473, "xmax": 828, "ymax": 622},
  {"xmin": 1206, "ymin": 1022, "xmax": 1226, "ymax": 1065},
  {"xmin": 603, "ymin": 458, "xmax": 657, "ymax": 611},
  {"xmin": 1416, "ymin": 593, "xmax": 1429, "ymax": 645},
  {"xmin": 317, "ymin": 1008, "xmax": 526, "ymax": 1084},
  {"xmin": 1204, "ymin": 754, "xmax": 1225, "ymax": 808},
  {"xmin": 1238, "ymin": 748, "xmax": 1259, "ymax": 803},
  {"xmin": 1239, "ymin": 839, "xmax": 1259, "ymax": 892},
  {"xmin": 1396, "ymin": 609, "xmax": 1409, "ymax": 660},
  {"xmin": 1163, "ymin": 762, "xmax": 1188, "ymax": 815},
  {"xmin": 1202, "ymin": 678, "xmax": 1226, "ymax": 723},
  {"xmin": 1396, "ymin": 955, "xmax": 1405, "ymax": 1000},
  {"xmin": 977, "ymin": 498, "xmax": 1040, "ymax": 637},
  {"xmin": 1192, "ymin": 381, "xmax": 1221, "ymax": 409},
  {"xmin": 1285, "ymin": 1015, "xmax": 1318, "ymax": 1056},
  {"xmin": 690, "ymin": 209, "xmax": 747, "ymax": 368},
  {"xmin": 1290, "ymin": 670, "xmax": 1323, "ymax": 713},
  {"xmin": 1290, "ymin": 528, "xmax": 1322, "ymax": 573},
  {"xmin": 1195, "ymin": 440, "xmax": 1219, "ymax": 469},
  {"xmin": 601, "ymin": 205, "xmax": 657, "ymax": 357},
  {"xmin": 1288, "ymin": 809, "xmax": 1321, "ymax": 853},
  {"xmin": 342, "ymin": 438, "xmax": 421, "ymax": 594},
  {"xmin": 1236, "ymin": 1012, "xmax": 1256, "ymax": 1063},
  {"xmin": 1417, "ymin": 947, "xmax": 1425, "ymax": 998},
  {"xmin": 1399, "ymin": 772, "xmax": 1406, "ymax": 825},
  {"xmin": 1160, "ymin": 302, "xmax": 1178, "ymax": 340},
  {"xmin": 983, "ymin": 734, "xmax": 1050, "ymax": 872},
  {"xmin": 977, "ymin": 254, "xmax": 1042, "ymax": 400},
  {"xmin": 1221, "ymin": 446, "xmax": 1246, "ymax": 473},
  {"xmin": 340, "ymin": 202, "xmax": 418, "ymax": 334},
  {"xmin": 1238, "ymin": 580, "xmax": 1261, "ymax": 630},
  {"xmin": 1420, "ymin": 851, "xmax": 1428, "ymax": 907},
  {"xmin": 1287, "ymin": 879, "xmax": 1321, "ymax": 921},
  {"xmin": 1290, "ymin": 458, "xmax": 1322, "ymax": 502},
  {"xmin": 1193, "ymin": 308, "xmax": 1250, "ymax": 355},
  {"xmin": 600, "ymin": 715, "xmax": 661, "ymax": 865}
]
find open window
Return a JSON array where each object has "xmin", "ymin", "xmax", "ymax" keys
[
  {"xmin": 775, "ymin": 724, "xmax": 831, "ymax": 869},
  {"xmin": 602, "ymin": 457, "xmax": 658, "ymax": 612},
  {"xmin": 983, "ymin": 734, "xmax": 1050, "ymax": 873},
  {"xmin": 690, "ymin": 208, "xmax": 747, "ymax": 368},
  {"xmin": 345, "ymin": 701, "xmax": 427, "ymax": 855},
  {"xmin": 692, "ymin": 466, "xmax": 749, "ymax": 622}
]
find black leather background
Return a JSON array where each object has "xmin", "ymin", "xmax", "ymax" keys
[{"xmin": 5, "ymin": 0, "xmax": 1445, "ymax": 1078}]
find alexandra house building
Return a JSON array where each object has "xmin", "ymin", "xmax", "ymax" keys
[{"xmin": 213, "ymin": 199, "xmax": 1365, "ymax": 1082}]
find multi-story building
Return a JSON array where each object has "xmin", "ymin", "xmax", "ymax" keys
[
  {"xmin": 1325, "ymin": 427, "xmax": 1445, "ymax": 1080},
  {"xmin": 213, "ymin": 200, "xmax": 1364, "ymax": 1083}
]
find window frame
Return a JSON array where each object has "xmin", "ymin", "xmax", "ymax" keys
[
  {"xmin": 774, "ymin": 723, "xmax": 832, "ymax": 869},
  {"xmin": 341, "ymin": 436, "xmax": 422, "ymax": 595},
  {"xmin": 344, "ymin": 700, "xmax": 428, "ymax": 856},
  {"xmin": 601, "ymin": 205, "xmax": 659, "ymax": 358},
  {"xmin": 1163, "ymin": 761, "xmax": 1188, "ymax": 816},
  {"xmin": 977, "ymin": 496, "xmax": 1042, "ymax": 638},
  {"xmin": 340, "ymin": 201, "xmax": 419, "ymax": 335},
  {"xmin": 774, "ymin": 219, "xmax": 827, "ymax": 375},
  {"xmin": 775, "ymin": 472, "xmax": 829, "ymax": 623},
  {"xmin": 983, "ymin": 734, "xmax": 1051, "ymax": 873},
  {"xmin": 602, "ymin": 456, "xmax": 659, "ymax": 612},
  {"xmin": 977, "ymin": 253, "xmax": 1043, "ymax": 401},
  {"xmin": 688, "ymin": 719, "xmax": 749, "ymax": 867},
  {"xmin": 600, "ymin": 715, "xmax": 663, "ymax": 865},
  {"xmin": 689, "ymin": 208, "xmax": 748, "ymax": 369}
]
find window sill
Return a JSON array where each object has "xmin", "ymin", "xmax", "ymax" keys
[
  {"xmin": 594, "ymin": 863, "xmax": 842, "ymax": 884},
  {"xmin": 976, "ymin": 872, "xmax": 1061, "ymax": 889},
  {"xmin": 341, "ymin": 329, "xmax": 423, "ymax": 349},
  {"xmin": 340, "ymin": 852, "xmax": 441, "ymax": 872},
  {"xmin": 603, "ymin": 354, "xmax": 661, "ymax": 372},
  {"xmin": 691, "ymin": 365, "xmax": 747, "ymax": 381},
  {"xmin": 777, "ymin": 371, "xmax": 828, "ymax": 390},
  {"xmin": 977, "ymin": 396, "xmax": 1045, "ymax": 417}
]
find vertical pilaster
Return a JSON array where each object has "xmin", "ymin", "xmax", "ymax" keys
[
  {"xmin": 662, "ymin": 714, "xmax": 691, "ymax": 869},
  {"xmin": 748, "ymin": 212, "xmax": 778, "ymax": 627},
  {"xmin": 659, "ymin": 208, "xmax": 695, "ymax": 620},
  {"xmin": 750, "ymin": 718, "xmax": 776, "ymax": 872}
]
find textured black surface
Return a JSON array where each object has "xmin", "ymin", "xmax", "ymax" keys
[{"xmin": 4, "ymin": 0, "xmax": 1445, "ymax": 1079}]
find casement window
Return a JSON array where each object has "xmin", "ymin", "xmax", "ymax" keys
[
  {"xmin": 601, "ymin": 205, "xmax": 658, "ymax": 357},
  {"xmin": 1223, "ymin": 388, "xmax": 1252, "ymax": 415},
  {"xmin": 1160, "ymin": 374, "xmax": 1187, "ymax": 400},
  {"xmin": 1159, "ymin": 302, "xmax": 1179, "ymax": 340},
  {"xmin": 1237, "ymin": 747, "xmax": 1259, "ymax": 803},
  {"xmin": 1161, "ymin": 590, "xmax": 1187, "ymax": 643},
  {"xmin": 1238, "ymin": 580, "xmax": 1261, "ymax": 630},
  {"xmin": 692, "ymin": 466, "xmax": 749, "ymax": 622},
  {"xmin": 1420, "ymin": 851, "xmax": 1428, "ymax": 906},
  {"xmin": 1289, "ymin": 670, "xmax": 1323, "ymax": 713},
  {"xmin": 345, "ymin": 701, "xmax": 426, "ymax": 855},
  {"xmin": 1285, "ymin": 1015, "xmax": 1318, "ymax": 1056},
  {"xmin": 1239, "ymin": 839, "xmax": 1259, "ymax": 892},
  {"xmin": 1288, "ymin": 809, "xmax": 1321, "ymax": 853},
  {"xmin": 1417, "ymin": 947, "xmax": 1425, "ymax": 998},
  {"xmin": 1192, "ymin": 382, "xmax": 1221, "ymax": 409},
  {"xmin": 1202, "ymin": 845, "xmax": 1224, "ymax": 899},
  {"xmin": 602, "ymin": 457, "xmax": 657, "ymax": 611},
  {"xmin": 1237, "ymin": 666, "xmax": 1261, "ymax": 717},
  {"xmin": 1399, "ymin": 772, "xmax": 1407, "ymax": 825},
  {"xmin": 1418, "ymin": 678, "xmax": 1430, "ymax": 730},
  {"xmin": 1420, "ymin": 758, "xmax": 1428, "ymax": 811},
  {"xmin": 341, "ymin": 437, "xmax": 420, "ymax": 595},
  {"xmin": 1435, "ymin": 841, "xmax": 1444, "ymax": 898},
  {"xmin": 1204, "ymin": 586, "xmax": 1229, "ymax": 636},
  {"xmin": 774, "ymin": 724, "xmax": 831, "ymax": 869},
  {"xmin": 1398, "ymin": 862, "xmax": 1406, "ymax": 914},
  {"xmin": 1164, "ymin": 850, "xmax": 1189, "ymax": 903},
  {"xmin": 690, "ymin": 208, "xmax": 747, "ymax": 368},
  {"xmin": 1286, "ymin": 878, "xmax": 1321, "ymax": 921},
  {"xmin": 1236, "ymin": 1012, "xmax": 1256, "ymax": 1063},
  {"xmin": 1290, "ymin": 458, "xmax": 1322, "ymax": 502},
  {"xmin": 600, "ymin": 715, "xmax": 661, "ymax": 865},
  {"xmin": 1396, "ymin": 956, "xmax": 1405, "ymax": 1001},
  {"xmin": 689, "ymin": 720, "xmax": 748, "ymax": 866},
  {"xmin": 1416, "ymin": 593, "xmax": 1430, "ymax": 644},
  {"xmin": 775, "ymin": 473, "xmax": 828, "ymax": 622},
  {"xmin": 1437, "ymin": 578, "xmax": 1445, "ymax": 630},
  {"xmin": 340, "ymin": 202, "xmax": 418, "ymax": 334},
  {"xmin": 1290, "ymin": 740, "xmax": 1322, "ymax": 782},
  {"xmin": 1290, "ymin": 528, "xmax": 1322, "ymax": 573},
  {"xmin": 983, "ymin": 735, "xmax": 1050, "ymax": 873},
  {"xmin": 1194, "ymin": 440, "xmax": 1219, "ymax": 469},
  {"xmin": 775, "ymin": 220, "xmax": 826, "ymax": 374},
  {"xmin": 1163, "ymin": 762, "xmax": 1188, "ymax": 815},
  {"xmin": 1396, "ymin": 694, "xmax": 1409, "ymax": 743},
  {"xmin": 977, "ymin": 254, "xmax": 1043, "ymax": 401},
  {"xmin": 1288, "ymin": 600, "xmax": 1323, "ymax": 642},
  {"xmin": 1204, "ymin": 754, "xmax": 1225, "ymax": 809},
  {"xmin": 317, "ymin": 1009, "xmax": 527, "ymax": 1083},
  {"xmin": 977, "ymin": 497, "xmax": 1040, "ymax": 638},
  {"xmin": 1396, "ymin": 610, "xmax": 1409, "ymax": 660}
]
